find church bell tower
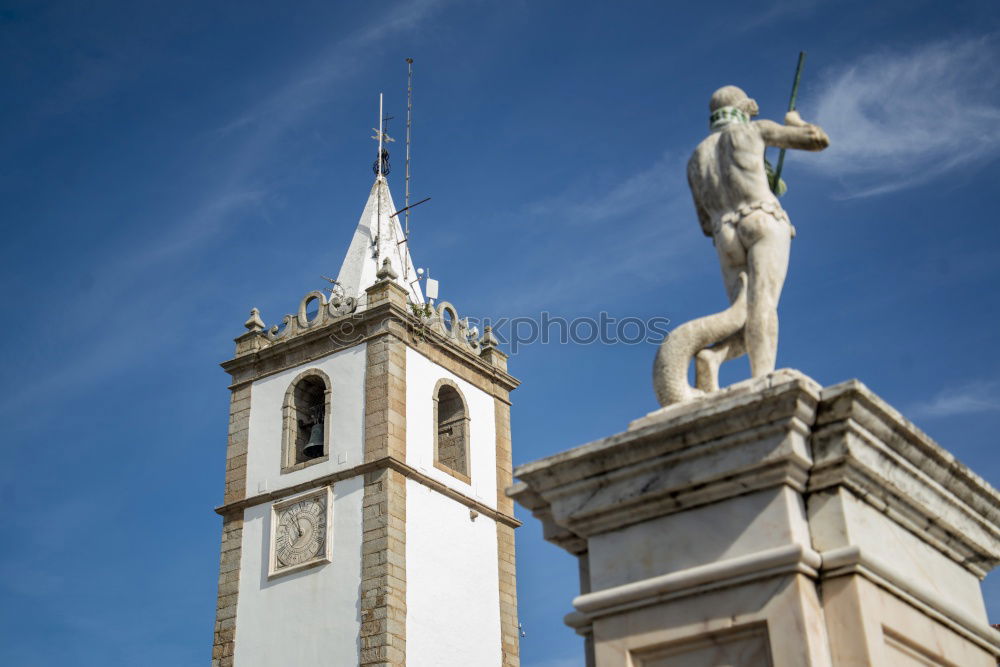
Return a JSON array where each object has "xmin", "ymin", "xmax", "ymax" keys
[{"xmin": 210, "ymin": 120, "xmax": 521, "ymax": 666}]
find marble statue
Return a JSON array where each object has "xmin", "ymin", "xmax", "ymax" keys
[{"xmin": 654, "ymin": 85, "xmax": 829, "ymax": 406}]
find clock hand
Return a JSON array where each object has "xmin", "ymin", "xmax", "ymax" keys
[{"xmin": 284, "ymin": 517, "xmax": 302, "ymax": 540}]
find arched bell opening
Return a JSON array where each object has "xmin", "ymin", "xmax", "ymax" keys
[
  {"xmin": 281, "ymin": 369, "xmax": 332, "ymax": 472},
  {"xmin": 433, "ymin": 379, "xmax": 470, "ymax": 483}
]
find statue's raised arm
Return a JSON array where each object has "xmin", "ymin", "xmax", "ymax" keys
[
  {"xmin": 654, "ymin": 85, "xmax": 829, "ymax": 407},
  {"xmin": 756, "ymin": 110, "xmax": 830, "ymax": 152}
]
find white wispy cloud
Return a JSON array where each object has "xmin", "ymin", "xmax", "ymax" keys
[
  {"xmin": 481, "ymin": 152, "xmax": 703, "ymax": 315},
  {"xmin": 526, "ymin": 152, "xmax": 685, "ymax": 226},
  {"xmin": 910, "ymin": 380, "xmax": 1000, "ymax": 419},
  {"xmin": 213, "ymin": 0, "xmax": 449, "ymax": 142},
  {"xmin": 799, "ymin": 34, "xmax": 1000, "ymax": 197}
]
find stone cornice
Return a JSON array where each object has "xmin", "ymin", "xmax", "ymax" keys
[
  {"xmin": 817, "ymin": 380, "xmax": 999, "ymax": 521},
  {"xmin": 510, "ymin": 370, "xmax": 820, "ymax": 539},
  {"xmin": 215, "ymin": 456, "xmax": 521, "ymax": 529},
  {"xmin": 506, "ymin": 482, "xmax": 588, "ymax": 555},
  {"xmin": 407, "ymin": 320, "xmax": 520, "ymax": 398},
  {"xmin": 222, "ymin": 298, "xmax": 518, "ymax": 396},
  {"xmin": 811, "ymin": 380, "xmax": 1000, "ymax": 577},
  {"xmin": 220, "ymin": 302, "xmax": 397, "ymax": 384},
  {"xmin": 515, "ymin": 370, "xmax": 819, "ymax": 488}
]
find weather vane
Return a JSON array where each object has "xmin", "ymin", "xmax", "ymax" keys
[{"xmin": 371, "ymin": 93, "xmax": 395, "ymax": 177}]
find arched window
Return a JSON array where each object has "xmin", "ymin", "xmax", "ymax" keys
[
  {"xmin": 281, "ymin": 369, "xmax": 331, "ymax": 473},
  {"xmin": 433, "ymin": 379, "xmax": 470, "ymax": 483}
]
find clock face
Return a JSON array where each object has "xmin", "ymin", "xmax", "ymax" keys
[{"xmin": 271, "ymin": 489, "xmax": 329, "ymax": 575}]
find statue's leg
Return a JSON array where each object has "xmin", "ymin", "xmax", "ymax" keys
[
  {"xmin": 696, "ymin": 225, "xmax": 751, "ymax": 391},
  {"xmin": 695, "ymin": 333, "xmax": 745, "ymax": 391},
  {"xmin": 740, "ymin": 213, "xmax": 792, "ymax": 377}
]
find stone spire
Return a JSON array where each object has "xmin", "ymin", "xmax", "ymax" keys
[{"xmin": 335, "ymin": 176, "xmax": 423, "ymax": 307}]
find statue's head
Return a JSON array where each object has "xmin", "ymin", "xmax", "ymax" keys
[{"xmin": 710, "ymin": 86, "xmax": 758, "ymax": 117}]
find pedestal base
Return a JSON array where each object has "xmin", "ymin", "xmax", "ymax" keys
[{"xmin": 511, "ymin": 370, "xmax": 1000, "ymax": 666}]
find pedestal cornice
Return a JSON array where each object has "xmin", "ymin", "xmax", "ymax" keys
[
  {"xmin": 811, "ymin": 379, "xmax": 1000, "ymax": 577},
  {"xmin": 510, "ymin": 370, "xmax": 821, "ymax": 539}
]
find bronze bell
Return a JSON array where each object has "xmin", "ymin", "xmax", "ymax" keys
[{"xmin": 303, "ymin": 421, "xmax": 324, "ymax": 459}]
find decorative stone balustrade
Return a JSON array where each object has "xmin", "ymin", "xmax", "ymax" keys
[{"xmin": 243, "ymin": 283, "xmax": 501, "ymax": 361}]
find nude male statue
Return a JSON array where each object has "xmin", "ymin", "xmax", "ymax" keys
[{"xmin": 685, "ymin": 85, "xmax": 829, "ymax": 393}]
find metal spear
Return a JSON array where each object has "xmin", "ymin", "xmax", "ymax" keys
[{"xmin": 771, "ymin": 51, "xmax": 806, "ymax": 194}]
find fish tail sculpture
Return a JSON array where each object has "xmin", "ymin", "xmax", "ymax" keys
[{"xmin": 653, "ymin": 272, "xmax": 748, "ymax": 407}]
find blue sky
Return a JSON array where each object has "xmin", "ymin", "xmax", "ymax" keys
[{"xmin": 1, "ymin": 1, "xmax": 999, "ymax": 664}]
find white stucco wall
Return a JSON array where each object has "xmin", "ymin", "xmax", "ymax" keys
[
  {"xmin": 233, "ymin": 475, "xmax": 363, "ymax": 666},
  {"xmin": 406, "ymin": 478, "xmax": 502, "ymax": 666},
  {"xmin": 245, "ymin": 343, "xmax": 367, "ymax": 495},
  {"xmin": 405, "ymin": 347, "xmax": 498, "ymax": 509}
]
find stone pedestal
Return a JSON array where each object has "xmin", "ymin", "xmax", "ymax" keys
[{"xmin": 510, "ymin": 370, "xmax": 1000, "ymax": 666}]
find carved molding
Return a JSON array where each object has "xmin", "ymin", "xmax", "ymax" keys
[
  {"xmin": 260, "ymin": 290, "xmax": 359, "ymax": 343},
  {"xmin": 821, "ymin": 545, "xmax": 1000, "ymax": 655},
  {"xmin": 214, "ymin": 455, "xmax": 522, "ymax": 529},
  {"xmin": 572, "ymin": 543, "xmax": 821, "ymax": 619},
  {"xmin": 248, "ymin": 290, "xmax": 495, "ymax": 354},
  {"xmin": 421, "ymin": 301, "xmax": 484, "ymax": 354}
]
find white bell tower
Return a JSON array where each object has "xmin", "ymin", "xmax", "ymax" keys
[{"xmin": 210, "ymin": 134, "xmax": 521, "ymax": 665}]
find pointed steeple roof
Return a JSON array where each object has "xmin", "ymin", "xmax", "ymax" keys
[{"xmin": 335, "ymin": 176, "xmax": 423, "ymax": 307}]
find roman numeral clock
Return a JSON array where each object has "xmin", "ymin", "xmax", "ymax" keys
[{"xmin": 270, "ymin": 487, "xmax": 331, "ymax": 576}]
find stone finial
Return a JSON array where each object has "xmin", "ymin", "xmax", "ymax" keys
[
  {"xmin": 482, "ymin": 325, "xmax": 499, "ymax": 349},
  {"xmin": 479, "ymin": 325, "xmax": 507, "ymax": 371},
  {"xmin": 244, "ymin": 307, "xmax": 265, "ymax": 333},
  {"xmin": 376, "ymin": 257, "xmax": 399, "ymax": 281}
]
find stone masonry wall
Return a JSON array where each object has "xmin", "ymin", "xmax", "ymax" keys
[
  {"xmin": 212, "ymin": 516, "xmax": 243, "ymax": 667},
  {"xmin": 495, "ymin": 397, "xmax": 520, "ymax": 666},
  {"xmin": 361, "ymin": 304, "xmax": 408, "ymax": 666},
  {"xmin": 213, "ymin": 383, "xmax": 251, "ymax": 666},
  {"xmin": 365, "ymin": 329, "xmax": 407, "ymax": 462},
  {"xmin": 360, "ymin": 468, "xmax": 408, "ymax": 666}
]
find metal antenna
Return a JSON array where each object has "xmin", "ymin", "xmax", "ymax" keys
[
  {"xmin": 404, "ymin": 59, "xmax": 414, "ymax": 238},
  {"xmin": 403, "ymin": 58, "xmax": 414, "ymax": 279}
]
